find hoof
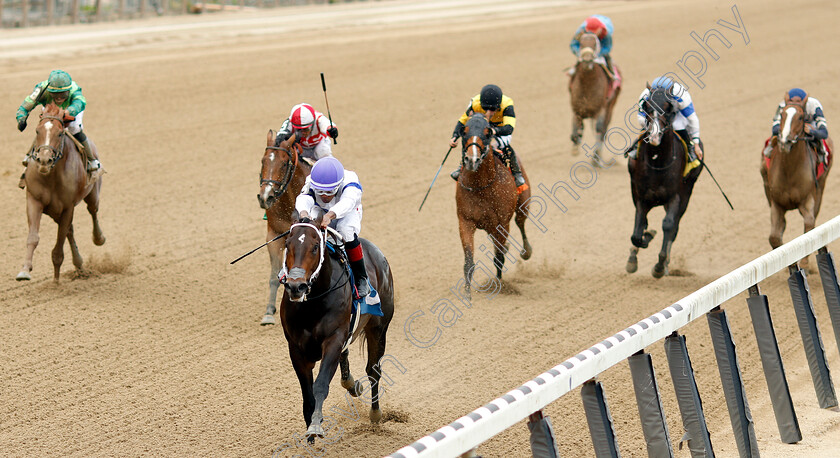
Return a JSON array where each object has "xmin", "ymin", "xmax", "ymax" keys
[
  {"xmin": 306, "ymin": 423, "xmax": 325, "ymax": 439},
  {"xmin": 370, "ymin": 408, "xmax": 383, "ymax": 424},
  {"xmin": 16, "ymin": 271, "xmax": 31, "ymax": 281},
  {"xmin": 260, "ymin": 314, "xmax": 275, "ymax": 326},
  {"xmin": 520, "ymin": 241, "xmax": 533, "ymax": 260},
  {"xmin": 93, "ymin": 235, "xmax": 106, "ymax": 246},
  {"xmin": 571, "ymin": 144, "xmax": 580, "ymax": 156},
  {"xmin": 626, "ymin": 255, "xmax": 638, "ymax": 274},
  {"xmin": 652, "ymin": 263, "xmax": 668, "ymax": 279},
  {"xmin": 341, "ymin": 376, "xmax": 356, "ymax": 393}
]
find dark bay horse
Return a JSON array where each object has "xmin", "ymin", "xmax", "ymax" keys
[
  {"xmin": 626, "ymin": 87, "xmax": 701, "ymax": 278},
  {"xmin": 17, "ymin": 103, "xmax": 104, "ymax": 282},
  {"xmin": 760, "ymin": 101, "xmax": 831, "ymax": 268},
  {"xmin": 257, "ymin": 130, "xmax": 312, "ymax": 325},
  {"xmin": 569, "ymin": 32, "xmax": 620, "ymax": 166},
  {"xmin": 280, "ymin": 216, "xmax": 394, "ymax": 440},
  {"xmin": 456, "ymin": 114, "xmax": 532, "ymax": 299}
]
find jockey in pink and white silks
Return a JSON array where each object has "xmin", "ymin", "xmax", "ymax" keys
[
  {"xmin": 295, "ymin": 157, "xmax": 370, "ymax": 299},
  {"xmin": 763, "ymin": 88, "xmax": 830, "ymax": 163},
  {"xmin": 276, "ymin": 103, "xmax": 338, "ymax": 161},
  {"xmin": 629, "ymin": 76, "xmax": 704, "ymax": 164}
]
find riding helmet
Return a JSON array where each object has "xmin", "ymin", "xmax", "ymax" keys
[
  {"xmin": 584, "ymin": 16, "xmax": 606, "ymax": 38},
  {"xmin": 310, "ymin": 157, "xmax": 345, "ymax": 194},
  {"xmin": 651, "ymin": 76, "xmax": 674, "ymax": 91},
  {"xmin": 787, "ymin": 88, "xmax": 807, "ymax": 102},
  {"xmin": 479, "ymin": 84, "xmax": 503, "ymax": 111},
  {"xmin": 47, "ymin": 70, "xmax": 73, "ymax": 93},
  {"xmin": 289, "ymin": 103, "xmax": 316, "ymax": 130}
]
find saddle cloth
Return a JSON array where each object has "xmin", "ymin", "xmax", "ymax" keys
[{"xmin": 762, "ymin": 137, "xmax": 831, "ymax": 180}]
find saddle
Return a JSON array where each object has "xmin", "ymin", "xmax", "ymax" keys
[
  {"xmin": 673, "ymin": 134, "xmax": 701, "ymax": 177},
  {"xmin": 762, "ymin": 137, "xmax": 832, "ymax": 180}
]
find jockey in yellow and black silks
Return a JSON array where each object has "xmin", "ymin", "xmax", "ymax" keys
[{"xmin": 448, "ymin": 84, "xmax": 525, "ymax": 188}]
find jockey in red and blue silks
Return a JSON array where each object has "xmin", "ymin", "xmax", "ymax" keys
[
  {"xmin": 763, "ymin": 88, "xmax": 831, "ymax": 163},
  {"xmin": 570, "ymin": 15, "xmax": 615, "ymax": 74},
  {"xmin": 295, "ymin": 157, "xmax": 370, "ymax": 299},
  {"xmin": 629, "ymin": 76, "xmax": 703, "ymax": 166}
]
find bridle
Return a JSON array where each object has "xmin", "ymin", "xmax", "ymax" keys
[
  {"xmin": 459, "ymin": 133, "xmax": 495, "ymax": 192},
  {"xmin": 279, "ymin": 222, "xmax": 349, "ymax": 302},
  {"xmin": 260, "ymin": 144, "xmax": 298, "ymax": 205},
  {"xmin": 778, "ymin": 103, "xmax": 809, "ymax": 147},
  {"xmin": 30, "ymin": 115, "xmax": 67, "ymax": 170},
  {"xmin": 641, "ymin": 101, "xmax": 678, "ymax": 170}
]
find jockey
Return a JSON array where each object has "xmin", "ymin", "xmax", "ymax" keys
[
  {"xmin": 16, "ymin": 70, "xmax": 100, "ymax": 187},
  {"xmin": 295, "ymin": 157, "xmax": 370, "ymax": 299},
  {"xmin": 763, "ymin": 88, "xmax": 830, "ymax": 163},
  {"xmin": 570, "ymin": 15, "xmax": 615, "ymax": 74},
  {"xmin": 628, "ymin": 76, "xmax": 704, "ymax": 163},
  {"xmin": 448, "ymin": 84, "xmax": 526, "ymax": 189},
  {"xmin": 276, "ymin": 103, "xmax": 338, "ymax": 161}
]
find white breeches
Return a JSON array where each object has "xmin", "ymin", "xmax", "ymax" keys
[
  {"xmin": 492, "ymin": 134, "xmax": 512, "ymax": 150},
  {"xmin": 302, "ymin": 138, "xmax": 333, "ymax": 161},
  {"xmin": 326, "ymin": 204, "xmax": 363, "ymax": 242},
  {"xmin": 66, "ymin": 110, "xmax": 84, "ymax": 135}
]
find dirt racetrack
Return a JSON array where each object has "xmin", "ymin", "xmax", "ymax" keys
[{"xmin": 3, "ymin": 0, "xmax": 840, "ymax": 456}]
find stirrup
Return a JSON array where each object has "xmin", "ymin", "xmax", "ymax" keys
[{"xmin": 87, "ymin": 160, "xmax": 101, "ymax": 172}]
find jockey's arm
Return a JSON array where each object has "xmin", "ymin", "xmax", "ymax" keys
[
  {"xmin": 295, "ymin": 182, "xmax": 316, "ymax": 217},
  {"xmin": 66, "ymin": 91, "xmax": 86, "ymax": 117},
  {"xmin": 771, "ymin": 102, "xmax": 784, "ymax": 136},
  {"xmin": 328, "ymin": 183, "xmax": 362, "ymax": 220},
  {"xmin": 599, "ymin": 35, "xmax": 612, "ymax": 55},
  {"xmin": 16, "ymin": 82, "xmax": 47, "ymax": 121}
]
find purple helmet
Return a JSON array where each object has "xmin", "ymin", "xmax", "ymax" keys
[{"xmin": 310, "ymin": 157, "xmax": 344, "ymax": 195}]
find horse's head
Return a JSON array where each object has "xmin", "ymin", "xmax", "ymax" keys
[
  {"xmin": 577, "ymin": 32, "xmax": 601, "ymax": 69},
  {"xmin": 461, "ymin": 114, "xmax": 492, "ymax": 172},
  {"xmin": 641, "ymin": 86, "xmax": 677, "ymax": 146},
  {"xmin": 281, "ymin": 215, "xmax": 326, "ymax": 302},
  {"xmin": 777, "ymin": 102, "xmax": 807, "ymax": 154},
  {"xmin": 258, "ymin": 130, "xmax": 298, "ymax": 210},
  {"xmin": 32, "ymin": 104, "xmax": 67, "ymax": 174}
]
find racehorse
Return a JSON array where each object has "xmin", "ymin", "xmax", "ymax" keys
[
  {"xmin": 456, "ymin": 113, "xmax": 532, "ymax": 299},
  {"xmin": 17, "ymin": 103, "xmax": 104, "ymax": 282},
  {"xmin": 569, "ymin": 32, "xmax": 621, "ymax": 166},
  {"xmin": 257, "ymin": 130, "xmax": 311, "ymax": 325},
  {"xmin": 280, "ymin": 215, "xmax": 394, "ymax": 440},
  {"xmin": 760, "ymin": 100, "xmax": 832, "ymax": 268},
  {"xmin": 626, "ymin": 86, "xmax": 701, "ymax": 278}
]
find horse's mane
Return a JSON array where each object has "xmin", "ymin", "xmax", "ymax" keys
[
  {"xmin": 42, "ymin": 103, "xmax": 62, "ymax": 117},
  {"xmin": 464, "ymin": 114, "xmax": 490, "ymax": 141}
]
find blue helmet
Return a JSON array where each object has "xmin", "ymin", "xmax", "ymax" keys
[
  {"xmin": 310, "ymin": 157, "xmax": 345, "ymax": 195},
  {"xmin": 787, "ymin": 88, "xmax": 807, "ymax": 101},
  {"xmin": 651, "ymin": 76, "xmax": 674, "ymax": 90}
]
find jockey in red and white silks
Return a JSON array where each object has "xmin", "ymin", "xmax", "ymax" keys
[{"xmin": 277, "ymin": 103, "xmax": 339, "ymax": 161}]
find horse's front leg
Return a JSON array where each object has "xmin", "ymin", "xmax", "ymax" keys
[
  {"xmin": 798, "ymin": 196, "xmax": 818, "ymax": 271},
  {"xmin": 261, "ymin": 234, "xmax": 284, "ymax": 325},
  {"xmin": 339, "ymin": 349, "xmax": 356, "ymax": 394},
  {"xmin": 490, "ymin": 225, "xmax": 510, "ymax": 279},
  {"xmin": 769, "ymin": 202, "xmax": 786, "ymax": 249},
  {"xmin": 289, "ymin": 347, "xmax": 316, "ymax": 428},
  {"xmin": 307, "ymin": 336, "xmax": 344, "ymax": 439},
  {"xmin": 627, "ymin": 201, "xmax": 652, "ymax": 274},
  {"xmin": 571, "ymin": 114, "xmax": 584, "ymax": 155},
  {"xmin": 515, "ymin": 188, "xmax": 533, "ymax": 260},
  {"xmin": 17, "ymin": 194, "xmax": 44, "ymax": 281},
  {"xmin": 653, "ymin": 196, "xmax": 682, "ymax": 279},
  {"xmin": 51, "ymin": 208, "xmax": 74, "ymax": 282},
  {"xmin": 458, "ymin": 218, "xmax": 477, "ymax": 301}
]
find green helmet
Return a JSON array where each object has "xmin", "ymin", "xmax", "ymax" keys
[{"xmin": 47, "ymin": 70, "xmax": 72, "ymax": 93}]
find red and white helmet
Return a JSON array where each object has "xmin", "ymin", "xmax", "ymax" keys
[
  {"xmin": 585, "ymin": 16, "xmax": 606, "ymax": 38},
  {"xmin": 289, "ymin": 103, "xmax": 316, "ymax": 129}
]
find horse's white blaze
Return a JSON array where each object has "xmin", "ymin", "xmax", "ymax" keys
[
  {"xmin": 781, "ymin": 106, "xmax": 797, "ymax": 142},
  {"xmin": 269, "ymin": 152, "xmax": 275, "ymax": 161},
  {"xmin": 471, "ymin": 145, "xmax": 478, "ymax": 162},
  {"xmin": 42, "ymin": 121, "xmax": 54, "ymax": 149},
  {"xmin": 260, "ymin": 185, "xmax": 273, "ymax": 203},
  {"xmin": 298, "ymin": 233, "xmax": 305, "ymax": 243}
]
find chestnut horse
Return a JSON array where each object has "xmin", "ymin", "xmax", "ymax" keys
[
  {"xmin": 626, "ymin": 87, "xmax": 701, "ymax": 278},
  {"xmin": 569, "ymin": 32, "xmax": 620, "ymax": 166},
  {"xmin": 456, "ymin": 114, "xmax": 532, "ymax": 299},
  {"xmin": 280, "ymin": 216, "xmax": 394, "ymax": 440},
  {"xmin": 257, "ymin": 130, "xmax": 311, "ymax": 325},
  {"xmin": 760, "ymin": 101, "xmax": 831, "ymax": 267},
  {"xmin": 17, "ymin": 103, "xmax": 104, "ymax": 282}
]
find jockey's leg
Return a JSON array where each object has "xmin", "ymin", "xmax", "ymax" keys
[
  {"xmin": 338, "ymin": 211, "xmax": 369, "ymax": 298},
  {"xmin": 604, "ymin": 53, "xmax": 613, "ymax": 75},
  {"xmin": 675, "ymin": 129, "xmax": 698, "ymax": 162},
  {"xmin": 763, "ymin": 137, "xmax": 776, "ymax": 158},
  {"xmin": 73, "ymin": 131, "xmax": 100, "ymax": 172},
  {"xmin": 495, "ymin": 135, "xmax": 525, "ymax": 188},
  {"xmin": 312, "ymin": 139, "xmax": 333, "ymax": 160}
]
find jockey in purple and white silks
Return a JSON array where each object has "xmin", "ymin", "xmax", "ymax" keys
[
  {"xmin": 295, "ymin": 157, "xmax": 370, "ymax": 299},
  {"xmin": 763, "ymin": 88, "xmax": 830, "ymax": 163},
  {"xmin": 629, "ymin": 76, "xmax": 703, "ymax": 164}
]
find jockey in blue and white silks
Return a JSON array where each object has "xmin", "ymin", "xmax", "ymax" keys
[
  {"xmin": 295, "ymin": 157, "xmax": 370, "ymax": 298},
  {"xmin": 629, "ymin": 76, "xmax": 703, "ymax": 162},
  {"xmin": 763, "ymin": 88, "xmax": 831, "ymax": 163}
]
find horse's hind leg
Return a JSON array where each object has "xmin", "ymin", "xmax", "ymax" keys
[
  {"xmin": 67, "ymin": 222, "xmax": 84, "ymax": 273},
  {"xmin": 18, "ymin": 195, "xmax": 44, "ymax": 281},
  {"xmin": 84, "ymin": 184, "xmax": 105, "ymax": 246},
  {"xmin": 515, "ymin": 191, "xmax": 532, "ymax": 260},
  {"xmin": 364, "ymin": 321, "xmax": 390, "ymax": 423},
  {"xmin": 339, "ymin": 349, "xmax": 357, "ymax": 394},
  {"xmin": 51, "ymin": 209, "xmax": 74, "ymax": 282}
]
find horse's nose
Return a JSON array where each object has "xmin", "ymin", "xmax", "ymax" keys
[
  {"xmin": 284, "ymin": 280, "xmax": 308, "ymax": 298},
  {"xmin": 257, "ymin": 194, "xmax": 268, "ymax": 210}
]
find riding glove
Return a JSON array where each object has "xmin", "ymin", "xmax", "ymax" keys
[
  {"xmin": 17, "ymin": 118, "xmax": 27, "ymax": 132},
  {"xmin": 327, "ymin": 126, "xmax": 339, "ymax": 139}
]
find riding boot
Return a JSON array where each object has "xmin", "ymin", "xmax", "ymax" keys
[
  {"xmin": 18, "ymin": 171, "xmax": 26, "ymax": 190},
  {"xmin": 687, "ymin": 143, "xmax": 698, "ymax": 163},
  {"xmin": 504, "ymin": 146, "xmax": 526, "ymax": 188},
  {"xmin": 450, "ymin": 165, "xmax": 462, "ymax": 181},
  {"xmin": 74, "ymin": 131, "xmax": 100, "ymax": 172},
  {"xmin": 604, "ymin": 53, "xmax": 614, "ymax": 75},
  {"xmin": 346, "ymin": 235, "xmax": 370, "ymax": 299}
]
